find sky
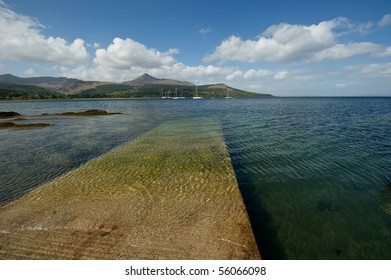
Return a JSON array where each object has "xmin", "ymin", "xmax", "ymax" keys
[{"xmin": 0, "ymin": 0, "xmax": 390, "ymax": 96}]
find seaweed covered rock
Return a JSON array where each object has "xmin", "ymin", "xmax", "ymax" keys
[
  {"xmin": 0, "ymin": 112, "xmax": 20, "ymax": 118},
  {"xmin": 57, "ymin": 110, "xmax": 121, "ymax": 116},
  {"xmin": 0, "ymin": 122, "xmax": 52, "ymax": 130}
]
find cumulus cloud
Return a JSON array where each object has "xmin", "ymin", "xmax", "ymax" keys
[
  {"xmin": 204, "ymin": 19, "xmax": 340, "ymax": 63},
  {"xmin": 313, "ymin": 42, "xmax": 382, "ymax": 60},
  {"xmin": 204, "ymin": 16, "xmax": 391, "ymax": 63},
  {"xmin": 61, "ymin": 60, "xmax": 235, "ymax": 84},
  {"xmin": 243, "ymin": 69, "xmax": 272, "ymax": 80},
  {"xmin": 0, "ymin": 2, "xmax": 88, "ymax": 64},
  {"xmin": 93, "ymin": 38, "xmax": 178, "ymax": 70},
  {"xmin": 59, "ymin": 34, "xmax": 238, "ymax": 83}
]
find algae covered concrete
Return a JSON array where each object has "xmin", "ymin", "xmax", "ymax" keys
[{"xmin": 0, "ymin": 118, "xmax": 260, "ymax": 259}]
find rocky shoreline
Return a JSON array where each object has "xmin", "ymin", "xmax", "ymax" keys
[{"xmin": 0, "ymin": 110, "xmax": 121, "ymax": 130}]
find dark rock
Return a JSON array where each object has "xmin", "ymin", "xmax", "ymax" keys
[
  {"xmin": 0, "ymin": 122, "xmax": 52, "ymax": 130},
  {"xmin": 0, "ymin": 111, "xmax": 20, "ymax": 118},
  {"xmin": 57, "ymin": 109, "xmax": 121, "ymax": 116},
  {"xmin": 0, "ymin": 122, "xmax": 16, "ymax": 128}
]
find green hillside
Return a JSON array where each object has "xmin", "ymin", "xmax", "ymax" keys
[
  {"xmin": 0, "ymin": 83, "xmax": 62, "ymax": 100},
  {"xmin": 74, "ymin": 83, "xmax": 271, "ymax": 99}
]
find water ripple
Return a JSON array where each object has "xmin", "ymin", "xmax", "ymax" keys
[{"xmin": 1, "ymin": 97, "xmax": 391, "ymax": 259}]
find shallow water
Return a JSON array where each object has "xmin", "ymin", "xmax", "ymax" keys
[
  {"xmin": 1, "ymin": 97, "xmax": 390, "ymax": 259},
  {"xmin": 0, "ymin": 117, "xmax": 258, "ymax": 259}
]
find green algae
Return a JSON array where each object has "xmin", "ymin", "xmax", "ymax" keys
[{"xmin": 0, "ymin": 117, "xmax": 259, "ymax": 260}]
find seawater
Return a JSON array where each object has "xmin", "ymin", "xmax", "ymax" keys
[{"xmin": 0, "ymin": 97, "xmax": 390, "ymax": 259}]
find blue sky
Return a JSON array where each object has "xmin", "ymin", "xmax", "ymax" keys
[{"xmin": 0, "ymin": 0, "xmax": 390, "ymax": 96}]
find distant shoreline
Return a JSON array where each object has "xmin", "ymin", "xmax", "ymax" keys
[
  {"xmin": 0, "ymin": 95, "xmax": 276, "ymax": 102},
  {"xmin": 2, "ymin": 96, "xmax": 391, "ymax": 102}
]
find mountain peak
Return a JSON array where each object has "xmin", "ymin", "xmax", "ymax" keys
[
  {"xmin": 124, "ymin": 73, "xmax": 194, "ymax": 87},
  {"xmin": 126, "ymin": 73, "xmax": 160, "ymax": 86},
  {"xmin": 139, "ymin": 73, "xmax": 158, "ymax": 80}
]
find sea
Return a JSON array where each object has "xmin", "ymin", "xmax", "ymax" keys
[{"xmin": 0, "ymin": 97, "xmax": 390, "ymax": 259}]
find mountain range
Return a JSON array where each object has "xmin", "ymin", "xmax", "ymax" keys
[{"xmin": 0, "ymin": 73, "xmax": 272, "ymax": 99}]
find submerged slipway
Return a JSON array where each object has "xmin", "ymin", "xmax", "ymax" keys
[{"xmin": 0, "ymin": 118, "xmax": 260, "ymax": 259}]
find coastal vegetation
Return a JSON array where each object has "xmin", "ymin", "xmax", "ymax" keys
[{"xmin": 0, "ymin": 83, "xmax": 61, "ymax": 100}]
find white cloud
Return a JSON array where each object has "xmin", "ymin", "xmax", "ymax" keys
[
  {"xmin": 377, "ymin": 46, "xmax": 391, "ymax": 57},
  {"xmin": 204, "ymin": 17, "xmax": 391, "ymax": 63},
  {"xmin": 359, "ymin": 63, "xmax": 391, "ymax": 77},
  {"xmin": 61, "ymin": 59, "xmax": 236, "ymax": 84},
  {"xmin": 160, "ymin": 63, "xmax": 232, "ymax": 79},
  {"xmin": 379, "ymin": 14, "xmax": 391, "ymax": 27},
  {"xmin": 313, "ymin": 42, "xmax": 382, "ymax": 60},
  {"xmin": 243, "ymin": 69, "xmax": 272, "ymax": 80},
  {"xmin": 58, "ymin": 34, "xmax": 239, "ymax": 83},
  {"xmin": 225, "ymin": 70, "xmax": 243, "ymax": 81},
  {"xmin": 198, "ymin": 26, "xmax": 213, "ymax": 36},
  {"xmin": 24, "ymin": 67, "xmax": 36, "ymax": 76},
  {"xmin": 350, "ymin": 14, "xmax": 391, "ymax": 34},
  {"xmin": 204, "ymin": 19, "xmax": 340, "ymax": 63},
  {"xmin": 93, "ymin": 38, "xmax": 179, "ymax": 70},
  {"xmin": 0, "ymin": 2, "xmax": 88, "ymax": 64},
  {"xmin": 274, "ymin": 71, "xmax": 288, "ymax": 80}
]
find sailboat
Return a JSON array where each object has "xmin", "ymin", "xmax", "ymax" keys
[
  {"xmin": 166, "ymin": 89, "xmax": 173, "ymax": 99},
  {"xmin": 225, "ymin": 88, "xmax": 233, "ymax": 99},
  {"xmin": 179, "ymin": 89, "xmax": 186, "ymax": 99},
  {"xmin": 193, "ymin": 85, "xmax": 203, "ymax": 99},
  {"xmin": 160, "ymin": 88, "xmax": 167, "ymax": 99},
  {"xmin": 173, "ymin": 88, "xmax": 186, "ymax": 99}
]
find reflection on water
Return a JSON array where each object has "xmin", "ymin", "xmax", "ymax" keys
[{"xmin": 1, "ymin": 97, "xmax": 391, "ymax": 259}]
